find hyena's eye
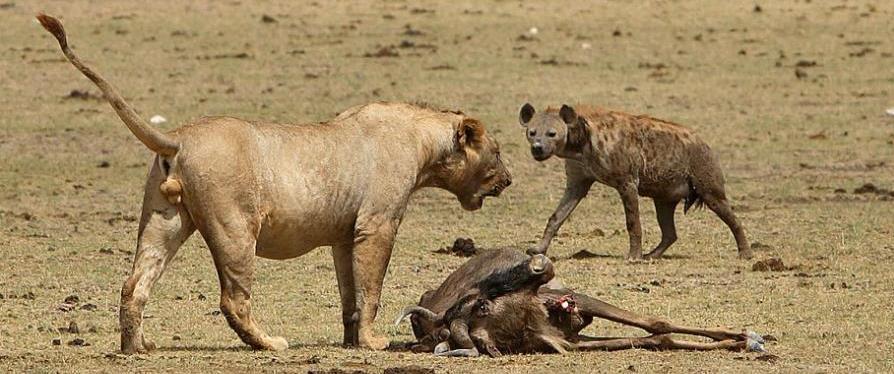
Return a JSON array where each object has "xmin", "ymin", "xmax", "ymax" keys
[
  {"xmin": 547, "ymin": 129, "xmax": 557, "ymax": 137},
  {"xmin": 528, "ymin": 129, "xmax": 536, "ymax": 137}
]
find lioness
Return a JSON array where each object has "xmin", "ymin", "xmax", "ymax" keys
[
  {"xmin": 519, "ymin": 104, "xmax": 749, "ymax": 260},
  {"xmin": 37, "ymin": 14, "xmax": 511, "ymax": 353}
]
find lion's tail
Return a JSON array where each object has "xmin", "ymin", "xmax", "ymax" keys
[{"xmin": 36, "ymin": 13, "xmax": 179, "ymax": 156}]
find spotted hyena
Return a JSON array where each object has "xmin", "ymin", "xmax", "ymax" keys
[{"xmin": 519, "ymin": 103, "xmax": 749, "ymax": 260}]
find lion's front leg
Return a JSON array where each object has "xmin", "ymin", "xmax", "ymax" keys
[
  {"xmin": 351, "ymin": 216, "xmax": 399, "ymax": 350},
  {"xmin": 332, "ymin": 243, "xmax": 358, "ymax": 346}
]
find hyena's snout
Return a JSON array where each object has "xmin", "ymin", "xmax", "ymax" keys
[{"xmin": 530, "ymin": 143, "xmax": 551, "ymax": 161}]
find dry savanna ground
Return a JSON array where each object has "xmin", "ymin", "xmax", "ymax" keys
[{"xmin": 2, "ymin": 1, "xmax": 893, "ymax": 373}]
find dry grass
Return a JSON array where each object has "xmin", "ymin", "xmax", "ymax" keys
[{"xmin": 2, "ymin": 0, "xmax": 894, "ymax": 372}]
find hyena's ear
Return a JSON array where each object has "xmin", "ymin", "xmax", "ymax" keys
[
  {"xmin": 519, "ymin": 103, "xmax": 535, "ymax": 127},
  {"xmin": 457, "ymin": 118, "xmax": 485, "ymax": 148},
  {"xmin": 559, "ymin": 105, "xmax": 578, "ymax": 125}
]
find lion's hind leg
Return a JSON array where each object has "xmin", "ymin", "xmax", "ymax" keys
[{"xmin": 120, "ymin": 160, "xmax": 195, "ymax": 354}]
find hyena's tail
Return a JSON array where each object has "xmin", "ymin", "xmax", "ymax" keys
[
  {"xmin": 36, "ymin": 13, "xmax": 179, "ymax": 156},
  {"xmin": 683, "ymin": 176, "xmax": 705, "ymax": 214}
]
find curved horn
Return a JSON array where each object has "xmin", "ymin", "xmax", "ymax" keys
[{"xmin": 394, "ymin": 305, "xmax": 439, "ymax": 326}]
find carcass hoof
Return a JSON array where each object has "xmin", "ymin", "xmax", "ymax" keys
[{"xmin": 746, "ymin": 330, "xmax": 767, "ymax": 353}]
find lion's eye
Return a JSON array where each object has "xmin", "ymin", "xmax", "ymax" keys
[
  {"xmin": 547, "ymin": 129, "xmax": 557, "ymax": 137},
  {"xmin": 528, "ymin": 130, "xmax": 536, "ymax": 137}
]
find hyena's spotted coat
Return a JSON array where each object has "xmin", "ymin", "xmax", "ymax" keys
[{"xmin": 520, "ymin": 104, "xmax": 750, "ymax": 260}]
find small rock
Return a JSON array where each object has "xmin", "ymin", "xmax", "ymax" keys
[
  {"xmin": 172, "ymin": 335, "xmax": 181, "ymax": 341},
  {"xmin": 261, "ymin": 14, "xmax": 277, "ymax": 23},
  {"xmin": 97, "ymin": 161, "xmax": 110, "ymax": 168},
  {"xmin": 753, "ymin": 4, "xmax": 762, "ymax": 12},
  {"xmin": 52, "ymin": 338, "xmax": 62, "ymax": 346},
  {"xmin": 66, "ymin": 321, "xmax": 79, "ymax": 334},
  {"xmin": 99, "ymin": 247, "xmax": 114, "ymax": 255},
  {"xmin": 149, "ymin": 115, "xmax": 167, "ymax": 125},
  {"xmin": 886, "ymin": 108, "xmax": 894, "ymax": 116},
  {"xmin": 64, "ymin": 295, "xmax": 80, "ymax": 304},
  {"xmin": 528, "ymin": 27, "xmax": 538, "ymax": 35},
  {"xmin": 795, "ymin": 68, "xmax": 808, "ymax": 79}
]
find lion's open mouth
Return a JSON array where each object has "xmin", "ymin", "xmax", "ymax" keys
[{"xmin": 481, "ymin": 180, "xmax": 510, "ymax": 198}]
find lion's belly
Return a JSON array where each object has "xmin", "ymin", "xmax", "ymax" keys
[{"xmin": 254, "ymin": 207, "xmax": 355, "ymax": 260}]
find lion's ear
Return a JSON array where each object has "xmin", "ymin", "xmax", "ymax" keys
[{"xmin": 456, "ymin": 118, "xmax": 485, "ymax": 147}]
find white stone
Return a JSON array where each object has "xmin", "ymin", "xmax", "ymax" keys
[{"xmin": 149, "ymin": 115, "xmax": 167, "ymax": 125}]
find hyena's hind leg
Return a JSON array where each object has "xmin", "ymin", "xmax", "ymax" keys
[
  {"xmin": 690, "ymin": 153, "xmax": 751, "ymax": 259},
  {"xmin": 644, "ymin": 199, "xmax": 679, "ymax": 259},
  {"xmin": 701, "ymin": 191, "xmax": 751, "ymax": 259}
]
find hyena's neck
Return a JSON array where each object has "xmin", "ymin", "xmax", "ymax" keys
[{"xmin": 556, "ymin": 121, "xmax": 592, "ymax": 160}]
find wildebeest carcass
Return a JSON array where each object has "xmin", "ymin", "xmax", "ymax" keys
[{"xmin": 396, "ymin": 248, "xmax": 766, "ymax": 356}]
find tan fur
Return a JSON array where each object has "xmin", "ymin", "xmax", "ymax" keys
[
  {"xmin": 520, "ymin": 103, "xmax": 750, "ymax": 260},
  {"xmin": 38, "ymin": 14, "xmax": 511, "ymax": 354}
]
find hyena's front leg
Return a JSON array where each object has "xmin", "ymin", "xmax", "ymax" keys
[
  {"xmin": 617, "ymin": 182, "xmax": 643, "ymax": 260},
  {"xmin": 529, "ymin": 178, "xmax": 595, "ymax": 256}
]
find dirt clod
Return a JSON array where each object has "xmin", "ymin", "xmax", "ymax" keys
[
  {"xmin": 755, "ymin": 353, "xmax": 780, "ymax": 362},
  {"xmin": 261, "ymin": 15, "xmax": 277, "ymax": 23},
  {"xmin": 52, "ymin": 338, "xmax": 61, "ymax": 346},
  {"xmin": 308, "ymin": 369, "xmax": 364, "ymax": 374},
  {"xmin": 750, "ymin": 242, "xmax": 773, "ymax": 250},
  {"xmin": 65, "ymin": 89, "xmax": 103, "ymax": 101},
  {"xmin": 80, "ymin": 303, "xmax": 97, "ymax": 312},
  {"xmin": 569, "ymin": 250, "xmax": 602, "ymax": 260},
  {"xmin": 363, "ymin": 46, "xmax": 399, "ymax": 58},
  {"xmin": 436, "ymin": 237, "xmax": 477, "ymax": 257},
  {"xmin": 383, "ymin": 366, "xmax": 434, "ymax": 374},
  {"xmin": 752, "ymin": 257, "xmax": 787, "ymax": 272},
  {"xmin": 64, "ymin": 295, "xmax": 80, "ymax": 304},
  {"xmin": 67, "ymin": 338, "xmax": 88, "ymax": 347},
  {"xmin": 63, "ymin": 321, "xmax": 79, "ymax": 334}
]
